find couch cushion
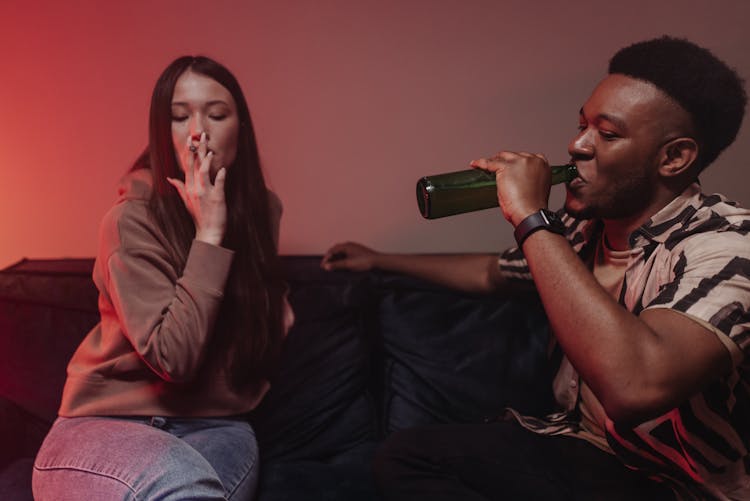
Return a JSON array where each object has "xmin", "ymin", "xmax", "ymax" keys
[
  {"xmin": 0, "ymin": 259, "xmax": 99, "ymax": 423},
  {"xmin": 250, "ymin": 257, "xmax": 378, "ymax": 462},
  {"xmin": 375, "ymin": 272, "xmax": 555, "ymax": 433},
  {"xmin": 256, "ymin": 442, "xmax": 378, "ymax": 501},
  {"xmin": 0, "ymin": 396, "xmax": 49, "ymax": 471}
]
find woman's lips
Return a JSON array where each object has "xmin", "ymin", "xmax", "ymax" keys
[
  {"xmin": 188, "ymin": 142, "xmax": 215, "ymax": 156},
  {"xmin": 189, "ymin": 134, "xmax": 213, "ymax": 155}
]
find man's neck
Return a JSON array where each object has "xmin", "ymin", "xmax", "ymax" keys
[
  {"xmin": 601, "ymin": 216, "xmax": 648, "ymax": 251},
  {"xmin": 601, "ymin": 187, "xmax": 687, "ymax": 250}
]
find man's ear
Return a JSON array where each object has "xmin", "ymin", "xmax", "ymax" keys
[{"xmin": 659, "ymin": 137, "xmax": 699, "ymax": 177}]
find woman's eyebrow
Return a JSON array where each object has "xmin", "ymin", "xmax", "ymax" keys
[{"xmin": 170, "ymin": 100, "xmax": 230, "ymax": 106}]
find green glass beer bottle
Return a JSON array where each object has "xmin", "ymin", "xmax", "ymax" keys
[{"xmin": 416, "ymin": 164, "xmax": 577, "ymax": 219}]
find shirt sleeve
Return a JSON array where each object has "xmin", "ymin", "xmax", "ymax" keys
[
  {"xmin": 497, "ymin": 245, "xmax": 534, "ymax": 282},
  {"xmin": 497, "ymin": 208, "xmax": 588, "ymax": 284},
  {"xmin": 644, "ymin": 229, "xmax": 750, "ymax": 358}
]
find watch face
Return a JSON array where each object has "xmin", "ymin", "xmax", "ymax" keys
[
  {"xmin": 542, "ymin": 209, "xmax": 565, "ymax": 233},
  {"xmin": 514, "ymin": 209, "xmax": 566, "ymax": 246}
]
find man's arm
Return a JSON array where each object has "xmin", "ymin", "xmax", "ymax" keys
[
  {"xmin": 321, "ymin": 242, "xmax": 511, "ymax": 294},
  {"xmin": 470, "ymin": 151, "xmax": 738, "ymax": 426},
  {"xmin": 520, "ymin": 229, "xmax": 732, "ymax": 425}
]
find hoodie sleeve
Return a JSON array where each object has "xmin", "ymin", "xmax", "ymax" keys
[{"xmin": 101, "ymin": 204, "xmax": 234, "ymax": 383}]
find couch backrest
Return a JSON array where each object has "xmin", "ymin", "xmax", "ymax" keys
[
  {"xmin": 0, "ymin": 259, "xmax": 99, "ymax": 423},
  {"xmin": 373, "ymin": 271, "xmax": 554, "ymax": 433},
  {"xmin": 0, "ymin": 256, "xmax": 554, "ymax": 467},
  {"xmin": 250, "ymin": 256, "xmax": 380, "ymax": 461}
]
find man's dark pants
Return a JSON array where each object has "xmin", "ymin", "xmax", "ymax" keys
[{"xmin": 373, "ymin": 420, "xmax": 675, "ymax": 500}]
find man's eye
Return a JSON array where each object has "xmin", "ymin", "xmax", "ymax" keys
[{"xmin": 600, "ymin": 131, "xmax": 618, "ymax": 140}]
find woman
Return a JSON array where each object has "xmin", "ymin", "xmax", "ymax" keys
[{"xmin": 32, "ymin": 56, "xmax": 291, "ymax": 500}]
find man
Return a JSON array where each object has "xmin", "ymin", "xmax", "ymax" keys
[{"xmin": 322, "ymin": 36, "xmax": 749, "ymax": 499}]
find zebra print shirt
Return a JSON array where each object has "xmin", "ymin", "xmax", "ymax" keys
[{"xmin": 499, "ymin": 183, "xmax": 750, "ymax": 500}]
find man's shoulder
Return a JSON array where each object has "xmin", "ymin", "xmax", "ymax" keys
[
  {"xmin": 661, "ymin": 192, "xmax": 750, "ymax": 267},
  {"xmin": 676, "ymin": 191, "xmax": 750, "ymax": 240},
  {"xmin": 637, "ymin": 186, "xmax": 749, "ymax": 245},
  {"xmin": 691, "ymin": 190, "xmax": 748, "ymax": 219}
]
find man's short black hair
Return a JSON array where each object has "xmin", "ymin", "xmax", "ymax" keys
[{"xmin": 609, "ymin": 36, "xmax": 747, "ymax": 171}]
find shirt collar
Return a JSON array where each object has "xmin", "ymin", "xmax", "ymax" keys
[{"xmin": 629, "ymin": 183, "xmax": 702, "ymax": 248}]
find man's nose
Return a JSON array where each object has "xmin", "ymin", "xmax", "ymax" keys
[{"xmin": 568, "ymin": 130, "xmax": 594, "ymax": 158}]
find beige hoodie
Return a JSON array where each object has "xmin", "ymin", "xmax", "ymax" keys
[{"xmin": 59, "ymin": 168, "xmax": 283, "ymax": 417}]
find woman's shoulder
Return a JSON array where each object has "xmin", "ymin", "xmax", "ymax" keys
[
  {"xmin": 116, "ymin": 168, "xmax": 153, "ymax": 202},
  {"xmin": 97, "ymin": 170, "xmax": 160, "ymax": 258}
]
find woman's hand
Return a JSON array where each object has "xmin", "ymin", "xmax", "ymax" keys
[
  {"xmin": 167, "ymin": 132, "xmax": 227, "ymax": 246},
  {"xmin": 321, "ymin": 242, "xmax": 380, "ymax": 271}
]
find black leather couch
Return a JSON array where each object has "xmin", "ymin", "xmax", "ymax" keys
[{"xmin": 0, "ymin": 255, "xmax": 554, "ymax": 500}]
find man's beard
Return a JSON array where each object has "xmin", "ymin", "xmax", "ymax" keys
[
  {"xmin": 563, "ymin": 203, "xmax": 595, "ymax": 220},
  {"xmin": 563, "ymin": 172, "xmax": 653, "ymax": 221}
]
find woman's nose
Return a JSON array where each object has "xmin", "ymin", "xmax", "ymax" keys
[{"xmin": 188, "ymin": 115, "xmax": 208, "ymax": 138}]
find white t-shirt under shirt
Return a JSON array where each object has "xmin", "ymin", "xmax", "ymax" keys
[{"xmin": 551, "ymin": 237, "xmax": 634, "ymax": 452}]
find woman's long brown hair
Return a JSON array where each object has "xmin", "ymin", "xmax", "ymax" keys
[{"xmin": 142, "ymin": 56, "xmax": 285, "ymax": 388}]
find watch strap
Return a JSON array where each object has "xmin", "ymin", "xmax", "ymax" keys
[{"xmin": 513, "ymin": 209, "xmax": 565, "ymax": 247}]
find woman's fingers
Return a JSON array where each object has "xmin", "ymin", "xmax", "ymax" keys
[
  {"xmin": 184, "ymin": 135, "xmax": 196, "ymax": 186},
  {"xmin": 197, "ymin": 151, "xmax": 214, "ymax": 191},
  {"xmin": 191, "ymin": 132, "xmax": 223, "ymax": 192},
  {"xmin": 197, "ymin": 131, "xmax": 208, "ymax": 159},
  {"xmin": 213, "ymin": 167, "xmax": 226, "ymax": 197},
  {"xmin": 166, "ymin": 177, "xmax": 187, "ymax": 203},
  {"xmin": 191, "ymin": 132, "xmax": 204, "ymax": 188},
  {"xmin": 178, "ymin": 130, "xmax": 222, "ymax": 199}
]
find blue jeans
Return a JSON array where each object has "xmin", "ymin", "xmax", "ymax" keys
[{"xmin": 32, "ymin": 415, "xmax": 259, "ymax": 500}]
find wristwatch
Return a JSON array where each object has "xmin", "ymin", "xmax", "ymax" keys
[{"xmin": 513, "ymin": 209, "xmax": 565, "ymax": 247}]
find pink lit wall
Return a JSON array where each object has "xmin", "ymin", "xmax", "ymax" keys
[{"xmin": 2, "ymin": 1, "xmax": 749, "ymax": 269}]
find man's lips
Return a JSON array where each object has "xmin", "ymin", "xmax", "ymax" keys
[{"xmin": 568, "ymin": 175, "xmax": 585, "ymax": 189}]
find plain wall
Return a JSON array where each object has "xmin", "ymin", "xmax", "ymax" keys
[{"xmin": 2, "ymin": 0, "xmax": 749, "ymax": 269}]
